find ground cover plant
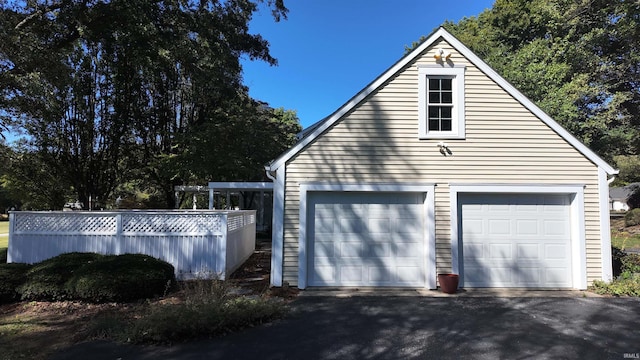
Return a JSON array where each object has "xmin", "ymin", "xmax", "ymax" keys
[
  {"xmin": 591, "ymin": 249, "xmax": 640, "ymax": 297},
  {"xmin": 88, "ymin": 278, "xmax": 287, "ymax": 344},
  {"xmin": 0, "ymin": 248, "xmax": 291, "ymax": 359}
]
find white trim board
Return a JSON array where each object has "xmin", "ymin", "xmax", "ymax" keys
[
  {"xmin": 266, "ymin": 27, "xmax": 617, "ymax": 176},
  {"xmin": 208, "ymin": 182, "xmax": 274, "ymax": 190},
  {"xmin": 449, "ymin": 184, "xmax": 587, "ymax": 290},
  {"xmin": 269, "ymin": 167, "xmax": 286, "ymax": 287},
  {"xmin": 297, "ymin": 183, "xmax": 436, "ymax": 289}
]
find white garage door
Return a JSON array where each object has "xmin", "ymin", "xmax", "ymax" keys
[
  {"xmin": 308, "ymin": 192, "xmax": 425, "ymax": 287},
  {"xmin": 460, "ymin": 193, "xmax": 572, "ymax": 288}
]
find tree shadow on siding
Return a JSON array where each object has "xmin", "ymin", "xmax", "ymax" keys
[{"xmin": 300, "ymin": 85, "xmax": 431, "ymax": 287}]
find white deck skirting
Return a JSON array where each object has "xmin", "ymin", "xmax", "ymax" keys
[{"xmin": 8, "ymin": 210, "xmax": 256, "ymax": 280}]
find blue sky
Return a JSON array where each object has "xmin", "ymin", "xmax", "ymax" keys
[{"xmin": 241, "ymin": 1, "xmax": 495, "ymax": 129}]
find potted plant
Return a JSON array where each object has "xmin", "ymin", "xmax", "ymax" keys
[{"xmin": 438, "ymin": 273, "xmax": 459, "ymax": 294}]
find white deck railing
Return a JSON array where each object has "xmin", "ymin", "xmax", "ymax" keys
[{"xmin": 7, "ymin": 210, "xmax": 256, "ymax": 280}]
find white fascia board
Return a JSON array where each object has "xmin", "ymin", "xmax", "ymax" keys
[
  {"xmin": 268, "ymin": 27, "xmax": 618, "ymax": 176},
  {"xmin": 300, "ymin": 183, "xmax": 436, "ymax": 193},
  {"xmin": 208, "ymin": 182, "xmax": 274, "ymax": 190},
  {"xmin": 448, "ymin": 183, "xmax": 586, "ymax": 193}
]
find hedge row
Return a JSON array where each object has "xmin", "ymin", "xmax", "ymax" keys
[{"xmin": 0, "ymin": 252, "xmax": 177, "ymax": 303}]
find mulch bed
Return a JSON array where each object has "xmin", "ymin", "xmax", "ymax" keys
[{"xmin": 228, "ymin": 239, "xmax": 299, "ymax": 300}]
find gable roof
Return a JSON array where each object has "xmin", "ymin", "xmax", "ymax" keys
[{"xmin": 266, "ymin": 27, "xmax": 618, "ymax": 175}]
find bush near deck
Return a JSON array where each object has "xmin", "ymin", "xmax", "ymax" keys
[{"xmin": 0, "ymin": 252, "xmax": 177, "ymax": 303}]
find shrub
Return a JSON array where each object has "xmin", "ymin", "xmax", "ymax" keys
[
  {"xmin": 0, "ymin": 263, "xmax": 32, "ymax": 303},
  {"xmin": 625, "ymin": 208, "xmax": 640, "ymax": 226},
  {"xmin": 68, "ymin": 254, "xmax": 177, "ymax": 303},
  {"xmin": 19, "ymin": 253, "xmax": 104, "ymax": 301},
  {"xmin": 18, "ymin": 252, "xmax": 177, "ymax": 303},
  {"xmin": 621, "ymin": 253, "xmax": 640, "ymax": 273},
  {"xmin": 0, "ymin": 248, "xmax": 6, "ymax": 264}
]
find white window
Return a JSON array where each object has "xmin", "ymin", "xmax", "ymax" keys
[{"xmin": 418, "ymin": 65, "xmax": 465, "ymax": 139}]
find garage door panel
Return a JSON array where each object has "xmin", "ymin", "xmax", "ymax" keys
[
  {"xmin": 313, "ymin": 241, "xmax": 335, "ymax": 258},
  {"xmin": 460, "ymin": 193, "xmax": 571, "ymax": 288},
  {"xmin": 462, "ymin": 219, "xmax": 483, "ymax": 235},
  {"xmin": 516, "ymin": 220, "xmax": 538, "ymax": 235},
  {"xmin": 488, "ymin": 219, "xmax": 510, "ymax": 235},
  {"xmin": 315, "ymin": 217, "xmax": 335, "ymax": 233},
  {"xmin": 544, "ymin": 220, "xmax": 568, "ymax": 236},
  {"xmin": 339, "ymin": 218, "xmax": 366, "ymax": 233},
  {"xmin": 545, "ymin": 244, "xmax": 567, "ymax": 259},
  {"xmin": 313, "ymin": 266, "xmax": 336, "ymax": 284},
  {"xmin": 465, "ymin": 266, "xmax": 514, "ymax": 286},
  {"xmin": 308, "ymin": 192, "xmax": 425, "ymax": 287},
  {"xmin": 489, "ymin": 243, "xmax": 513, "ymax": 260},
  {"xmin": 369, "ymin": 266, "xmax": 393, "ymax": 283},
  {"xmin": 397, "ymin": 266, "xmax": 424, "ymax": 284},
  {"xmin": 368, "ymin": 217, "xmax": 391, "ymax": 233},
  {"xmin": 396, "ymin": 241, "xmax": 422, "ymax": 258},
  {"xmin": 513, "ymin": 267, "xmax": 542, "ymax": 287},
  {"xmin": 339, "ymin": 241, "xmax": 363, "ymax": 258},
  {"xmin": 544, "ymin": 267, "xmax": 571, "ymax": 285},
  {"xmin": 516, "ymin": 244, "xmax": 540, "ymax": 260}
]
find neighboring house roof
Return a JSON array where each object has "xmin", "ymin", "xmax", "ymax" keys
[
  {"xmin": 266, "ymin": 27, "xmax": 618, "ymax": 175},
  {"xmin": 610, "ymin": 187, "xmax": 631, "ymax": 201},
  {"xmin": 610, "ymin": 183, "xmax": 640, "ymax": 200}
]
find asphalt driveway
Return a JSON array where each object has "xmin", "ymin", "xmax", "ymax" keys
[{"xmin": 51, "ymin": 295, "xmax": 640, "ymax": 360}]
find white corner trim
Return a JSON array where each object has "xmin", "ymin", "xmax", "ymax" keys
[
  {"xmin": 269, "ymin": 166, "xmax": 285, "ymax": 287},
  {"xmin": 599, "ymin": 167, "xmax": 613, "ymax": 282},
  {"xmin": 298, "ymin": 183, "xmax": 436, "ymax": 289},
  {"xmin": 425, "ymin": 188, "xmax": 437, "ymax": 289},
  {"xmin": 449, "ymin": 183, "xmax": 587, "ymax": 290}
]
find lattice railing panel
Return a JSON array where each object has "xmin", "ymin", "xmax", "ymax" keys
[
  {"xmin": 122, "ymin": 213, "xmax": 223, "ymax": 233},
  {"xmin": 227, "ymin": 212, "xmax": 256, "ymax": 232},
  {"xmin": 14, "ymin": 213, "xmax": 117, "ymax": 233}
]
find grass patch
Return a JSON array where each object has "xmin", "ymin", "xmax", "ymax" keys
[
  {"xmin": 611, "ymin": 233, "xmax": 640, "ymax": 250},
  {"xmin": 610, "ymin": 217, "xmax": 640, "ymax": 251},
  {"xmin": 0, "ymin": 220, "xmax": 8, "ymax": 249}
]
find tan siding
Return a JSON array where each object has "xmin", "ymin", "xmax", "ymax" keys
[{"xmin": 281, "ymin": 38, "xmax": 604, "ymax": 287}]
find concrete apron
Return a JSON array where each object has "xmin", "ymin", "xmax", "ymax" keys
[{"xmin": 299, "ymin": 288, "xmax": 605, "ymax": 298}]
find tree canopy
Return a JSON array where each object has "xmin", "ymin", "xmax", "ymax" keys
[
  {"xmin": 409, "ymin": 0, "xmax": 639, "ymax": 164},
  {"xmin": 0, "ymin": 0, "xmax": 300, "ymax": 210}
]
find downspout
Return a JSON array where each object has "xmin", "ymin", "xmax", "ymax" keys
[
  {"xmin": 265, "ymin": 167, "xmax": 276, "ymax": 182},
  {"xmin": 607, "ymin": 175, "xmax": 616, "ymax": 185}
]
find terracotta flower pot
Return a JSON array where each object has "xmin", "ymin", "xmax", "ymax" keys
[{"xmin": 438, "ymin": 273, "xmax": 459, "ymax": 294}]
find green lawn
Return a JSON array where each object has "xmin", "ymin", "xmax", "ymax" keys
[
  {"xmin": 612, "ymin": 233, "xmax": 640, "ymax": 251},
  {"xmin": 0, "ymin": 221, "xmax": 8, "ymax": 248}
]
